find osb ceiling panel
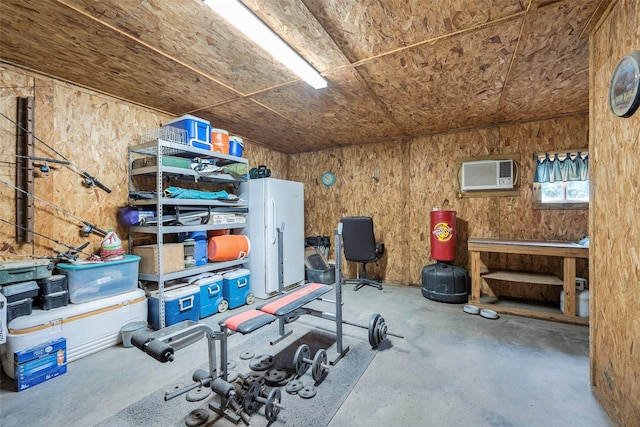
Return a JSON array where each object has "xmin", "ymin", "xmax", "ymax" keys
[
  {"xmin": 357, "ymin": 18, "xmax": 523, "ymax": 135},
  {"xmin": 301, "ymin": 0, "xmax": 528, "ymax": 61},
  {"xmin": 0, "ymin": 0, "xmax": 611, "ymax": 153},
  {"xmin": 496, "ymin": 0, "xmax": 597, "ymax": 122}
]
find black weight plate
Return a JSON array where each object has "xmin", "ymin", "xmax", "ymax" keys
[
  {"xmin": 185, "ymin": 408, "xmax": 209, "ymax": 427},
  {"xmin": 186, "ymin": 386, "xmax": 212, "ymax": 402},
  {"xmin": 225, "ymin": 370, "xmax": 239, "ymax": 383},
  {"xmin": 239, "ymin": 350, "xmax": 255, "ymax": 360},
  {"xmin": 312, "ymin": 349, "xmax": 328, "ymax": 382},
  {"xmin": 264, "ymin": 388, "xmax": 282, "ymax": 422},
  {"xmin": 368, "ymin": 313, "xmax": 382, "ymax": 348},
  {"xmin": 298, "ymin": 385, "xmax": 317, "ymax": 399},
  {"xmin": 250, "ymin": 354, "xmax": 274, "ymax": 371},
  {"xmin": 243, "ymin": 382, "xmax": 261, "ymax": 415},
  {"xmin": 264, "ymin": 368, "xmax": 289, "ymax": 386},
  {"xmin": 285, "ymin": 379, "xmax": 305, "ymax": 394},
  {"xmin": 293, "ymin": 344, "xmax": 311, "ymax": 376}
]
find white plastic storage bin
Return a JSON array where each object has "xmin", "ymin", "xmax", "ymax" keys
[
  {"xmin": 147, "ymin": 285, "xmax": 200, "ymax": 330},
  {"xmin": 1, "ymin": 289, "xmax": 147, "ymax": 378},
  {"xmin": 56, "ymin": 255, "xmax": 140, "ymax": 303}
]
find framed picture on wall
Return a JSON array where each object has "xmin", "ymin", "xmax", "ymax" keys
[{"xmin": 609, "ymin": 51, "xmax": 640, "ymax": 118}]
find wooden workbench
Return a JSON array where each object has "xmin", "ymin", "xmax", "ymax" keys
[{"xmin": 468, "ymin": 238, "xmax": 590, "ymax": 325}]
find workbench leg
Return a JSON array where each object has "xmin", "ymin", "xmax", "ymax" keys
[
  {"xmin": 471, "ymin": 251, "xmax": 481, "ymax": 303},
  {"xmin": 563, "ymin": 257, "xmax": 576, "ymax": 316}
]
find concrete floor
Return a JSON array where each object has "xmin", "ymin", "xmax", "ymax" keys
[{"xmin": 0, "ymin": 283, "xmax": 613, "ymax": 426}]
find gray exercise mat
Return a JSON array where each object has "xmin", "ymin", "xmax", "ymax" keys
[{"xmin": 97, "ymin": 323, "xmax": 376, "ymax": 427}]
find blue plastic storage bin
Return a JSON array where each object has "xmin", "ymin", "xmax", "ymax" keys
[
  {"xmin": 147, "ymin": 285, "xmax": 200, "ymax": 330},
  {"xmin": 163, "ymin": 115, "xmax": 211, "ymax": 151},
  {"xmin": 194, "ymin": 274, "xmax": 225, "ymax": 318},
  {"xmin": 222, "ymin": 269, "xmax": 251, "ymax": 310}
]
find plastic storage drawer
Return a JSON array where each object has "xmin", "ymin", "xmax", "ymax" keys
[
  {"xmin": 38, "ymin": 290, "xmax": 69, "ymax": 310},
  {"xmin": 56, "ymin": 255, "xmax": 141, "ymax": 303},
  {"xmin": 0, "ymin": 260, "xmax": 52, "ymax": 285},
  {"xmin": 222, "ymin": 269, "xmax": 251, "ymax": 310},
  {"xmin": 1, "ymin": 280, "xmax": 39, "ymax": 303},
  {"xmin": 37, "ymin": 275, "xmax": 68, "ymax": 295},
  {"xmin": 7, "ymin": 298, "xmax": 33, "ymax": 323},
  {"xmin": 147, "ymin": 285, "xmax": 200, "ymax": 330}
]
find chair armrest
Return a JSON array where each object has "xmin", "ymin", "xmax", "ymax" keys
[{"xmin": 375, "ymin": 242, "xmax": 385, "ymax": 257}]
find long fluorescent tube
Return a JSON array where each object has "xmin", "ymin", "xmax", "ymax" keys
[{"xmin": 203, "ymin": 0, "xmax": 327, "ymax": 89}]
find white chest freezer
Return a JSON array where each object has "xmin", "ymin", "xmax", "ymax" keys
[{"xmin": 1, "ymin": 289, "xmax": 147, "ymax": 378}]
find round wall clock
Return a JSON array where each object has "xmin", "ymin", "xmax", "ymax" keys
[
  {"xmin": 321, "ymin": 171, "xmax": 336, "ymax": 187},
  {"xmin": 609, "ymin": 51, "xmax": 640, "ymax": 118}
]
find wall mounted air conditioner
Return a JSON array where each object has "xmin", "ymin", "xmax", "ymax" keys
[{"xmin": 461, "ymin": 159, "xmax": 514, "ymax": 191}]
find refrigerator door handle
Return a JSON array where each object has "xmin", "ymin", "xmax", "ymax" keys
[{"xmin": 271, "ymin": 199, "xmax": 277, "ymax": 244}]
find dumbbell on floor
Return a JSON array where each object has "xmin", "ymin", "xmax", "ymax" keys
[
  {"xmin": 243, "ymin": 382, "xmax": 285, "ymax": 423},
  {"xmin": 293, "ymin": 344, "xmax": 330, "ymax": 382}
]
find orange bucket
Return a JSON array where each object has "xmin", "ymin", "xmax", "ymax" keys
[
  {"xmin": 208, "ymin": 235, "xmax": 250, "ymax": 261},
  {"xmin": 211, "ymin": 128, "xmax": 229, "ymax": 155}
]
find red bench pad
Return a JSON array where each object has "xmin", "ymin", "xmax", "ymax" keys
[
  {"xmin": 256, "ymin": 283, "xmax": 332, "ymax": 316},
  {"xmin": 220, "ymin": 310, "xmax": 276, "ymax": 334}
]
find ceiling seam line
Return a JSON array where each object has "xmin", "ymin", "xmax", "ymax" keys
[
  {"xmin": 494, "ymin": 4, "xmax": 534, "ymax": 117},
  {"xmin": 0, "ymin": 60, "xmax": 175, "ymax": 116},
  {"xmin": 52, "ymin": 0, "xmax": 246, "ymax": 98},
  {"xmin": 332, "ymin": 11, "xmax": 528, "ymax": 72}
]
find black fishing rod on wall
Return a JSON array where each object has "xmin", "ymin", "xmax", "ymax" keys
[
  {"xmin": 0, "ymin": 110, "xmax": 112, "ymax": 193},
  {"xmin": 0, "ymin": 178, "xmax": 107, "ymax": 237},
  {"xmin": 0, "ymin": 217, "xmax": 92, "ymax": 261}
]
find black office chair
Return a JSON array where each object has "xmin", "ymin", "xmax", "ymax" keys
[{"xmin": 340, "ymin": 216, "xmax": 384, "ymax": 291}]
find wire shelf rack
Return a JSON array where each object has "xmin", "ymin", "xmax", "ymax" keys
[{"xmin": 139, "ymin": 126, "xmax": 187, "ymax": 145}]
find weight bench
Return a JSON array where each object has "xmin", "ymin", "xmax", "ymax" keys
[
  {"xmin": 220, "ymin": 282, "xmax": 332, "ymax": 334},
  {"xmin": 131, "ymin": 225, "xmax": 400, "ymax": 425}
]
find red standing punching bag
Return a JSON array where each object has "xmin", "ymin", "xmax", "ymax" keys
[{"xmin": 430, "ymin": 209, "xmax": 456, "ymax": 262}]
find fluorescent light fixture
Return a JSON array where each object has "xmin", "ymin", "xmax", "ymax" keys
[{"xmin": 203, "ymin": 0, "xmax": 327, "ymax": 89}]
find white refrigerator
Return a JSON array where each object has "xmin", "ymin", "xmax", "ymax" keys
[{"xmin": 241, "ymin": 178, "xmax": 305, "ymax": 299}]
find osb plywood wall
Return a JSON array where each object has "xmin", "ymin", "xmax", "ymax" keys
[
  {"xmin": 590, "ymin": 0, "xmax": 640, "ymax": 425},
  {"xmin": 0, "ymin": 64, "xmax": 286, "ymax": 260},
  {"xmin": 290, "ymin": 115, "xmax": 589, "ymax": 302}
]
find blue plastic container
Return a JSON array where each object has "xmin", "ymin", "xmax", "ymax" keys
[
  {"xmin": 163, "ymin": 115, "xmax": 211, "ymax": 151},
  {"xmin": 228, "ymin": 136, "xmax": 244, "ymax": 157},
  {"xmin": 222, "ymin": 269, "xmax": 250, "ymax": 310},
  {"xmin": 194, "ymin": 274, "xmax": 225, "ymax": 318},
  {"xmin": 193, "ymin": 240, "xmax": 208, "ymax": 266},
  {"xmin": 147, "ymin": 285, "xmax": 200, "ymax": 330}
]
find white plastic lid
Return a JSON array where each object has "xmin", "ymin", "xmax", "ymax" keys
[
  {"xmin": 222, "ymin": 268, "xmax": 250, "ymax": 279},
  {"xmin": 163, "ymin": 114, "xmax": 211, "ymax": 126}
]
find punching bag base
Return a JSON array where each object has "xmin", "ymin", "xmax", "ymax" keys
[{"xmin": 421, "ymin": 262, "xmax": 469, "ymax": 304}]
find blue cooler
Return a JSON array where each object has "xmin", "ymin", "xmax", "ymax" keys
[
  {"xmin": 147, "ymin": 285, "xmax": 200, "ymax": 330},
  {"xmin": 222, "ymin": 269, "xmax": 251, "ymax": 310},
  {"xmin": 193, "ymin": 274, "xmax": 226, "ymax": 318},
  {"xmin": 163, "ymin": 115, "xmax": 212, "ymax": 151}
]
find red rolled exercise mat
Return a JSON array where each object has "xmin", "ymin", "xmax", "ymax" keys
[
  {"xmin": 430, "ymin": 209, "xmax": 456, "ymax": 262},
  {"xmin": 208, "ymin": 235, "xmax": 250, "ymax": 261}
]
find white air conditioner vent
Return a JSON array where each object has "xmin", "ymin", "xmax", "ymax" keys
[{"xmin": 461, "ymin": 160, "xmax": 514, "ymax": 191}]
